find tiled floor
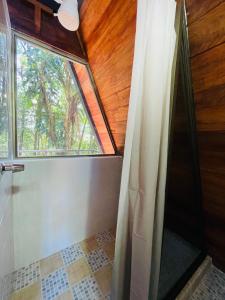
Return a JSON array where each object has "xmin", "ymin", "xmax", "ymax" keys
[
  {"xmin": 191, "ymin": 265, "xmax": 225, "ymax": 300},
  {"xmin": 10, "ymin": 229, "xmax": 115, "ymax": 300}
]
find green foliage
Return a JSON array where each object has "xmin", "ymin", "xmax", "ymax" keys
[
  {"xmin": 16, "ymin": 38, "xmax": 102, "ymax": 157},
  {"xmin": 0, "ymin": 32, "xmax": 8, "ymax": 158}
]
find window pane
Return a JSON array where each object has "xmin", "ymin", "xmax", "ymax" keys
[
  {"xmin": 15, "ymin": 37, "xmax": 103, "ymax": 157},
  {"xmin": 0, "ymin": 31, "xmax": 8, "ymax": 158}
]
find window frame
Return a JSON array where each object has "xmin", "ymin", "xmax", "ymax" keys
[
  {"xmin": 0, "ymin": 23, "xmax": 11, "ymax": 160},
  {"xmin": 12, "ymin": 30, "xmax": 117, "ymax": 159}
]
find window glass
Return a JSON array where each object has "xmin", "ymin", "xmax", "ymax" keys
[
  {"xmin": 15, "ymin": 37, "xmax": 103, "ymax": 157},
  {"xmin": 0, "ymin": 31, "xmax": 8, "ymax": 158}
]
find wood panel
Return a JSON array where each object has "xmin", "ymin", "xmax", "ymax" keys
[
  {"xmin": 73, "ymin": 62, "xmax": 115, "ymax": 154},
  {"xmin": 189, "ymin": 2, "xmax": 225, "ymax": 57},
  {"xmin": 7, "ymin": 0, "xmax": 85, "ymax": 59},
  {"xmin": 191, "ymin": 43, "xmax": 225, "ymax": 96},
  {"xmin": 79, "ymin": 0, "xmax": 112, "ymax": 43},
  {"xmin": 186, "ymin": 0, "xmax": 224, "ymax": 25},
  {"xmin": 187, "ymin": 0, "xmax": 225, "ymax": 271},
  {"xmin": 79, "ymin": 0, "xmax": 137, "ymax": 153}
]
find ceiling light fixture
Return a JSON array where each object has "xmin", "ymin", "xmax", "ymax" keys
[{"xmin": 54, "ymin": 0, "xmax": 79, "ymax": 31}]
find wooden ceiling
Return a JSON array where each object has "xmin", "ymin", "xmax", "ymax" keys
[
  {"xmin": 79, "ymin": 0, "xmax": 137, "ymax": 154},
  {"xmin": 7, "ymin": 0, "xmax": 85, "ymax": 59},
  {"xmin": 39, "ymin": 0, "xmax": 83, "ymax": 11}
]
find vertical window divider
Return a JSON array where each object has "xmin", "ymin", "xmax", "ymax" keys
[{"xmin": 11, "ymin": 30, "xmax": 17, "ymax": 160}]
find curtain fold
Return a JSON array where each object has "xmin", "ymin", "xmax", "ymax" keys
[{"xmin": 112, "ymin": 1, "xmax": 177, "ymax": 299}]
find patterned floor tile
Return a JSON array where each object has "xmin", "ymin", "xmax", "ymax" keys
[
  {"xmin": 191, "ymin": 266, "xmax": 225, "ymax": 300},
  {"xmin": 41, "ymin": 268, "xmax": 69, "ymax": 300},
  {"xmin": 102, "ymin": 240, "xmax": 115, "ymax": 262},
  {"xmin": 12, "ymin": 262, "xmax": 40, "ymax": 291},
  {"xmin": 55, "ymin": 290, "xmax": 73, "ymax": 300},
  {"xmin": 11, "ymin": 282, "xmax": 41, "ymax": 300},
  {"xmin": 86, "ymin": 249, "xmax": 110, "ymax": 273},
  {"xmin": 94, "ymin": 264, "xmax": 112, "ymax": 296},
  {"xmin": 67, "ymin": 257, "xmax": 92, "ymax": 285},
  {"xmin": 80, "ymin": 236, "xmax": 99, "ymax": 255},
  {"xmin": 9, "ymin": 230, "xmax": 114, "ymax": 300},
  {"xmin": 61, "ymin": 244, "xmax": 84, "ymax": 266},
  {"xmin": 96, "ymin": 231, "xmax": 114, "ymax": 246},
  {"xmin": 40, "ymin": 253, "xmax": 63, "ymax": 277},
  {"xmin": 71, "ymin": 275, "xmax": 103, "ymax": 300}
]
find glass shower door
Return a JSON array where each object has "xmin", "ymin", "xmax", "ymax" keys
[{"xmin": 157, "ymin": 4, "xmax": 206, "ymax": 300}]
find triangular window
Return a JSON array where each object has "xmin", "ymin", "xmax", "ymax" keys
[{"xmin": 15, "ymin": 35, "xmax": 115, "ymax": 157}]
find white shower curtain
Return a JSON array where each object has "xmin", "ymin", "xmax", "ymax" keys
[{"xmin": 112, "ymin": 0, "xmax": 177, "ymax": 299}]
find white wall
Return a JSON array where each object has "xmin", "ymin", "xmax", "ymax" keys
[
  {"xmin": 13, "ymin": 156, "xmax": 122, "ymax": 269},
  {"xmin": 0, "ymin": 172, "xmax": 14, "ymax": 299}
]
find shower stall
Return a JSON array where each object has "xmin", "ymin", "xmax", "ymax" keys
[
  {"xmin": 157, "ymin": 4, "xmax": 206, "ymax": 299},
  {"xmin": 0, "ymin": 0, "xmax": 206, "ymax": 299}
]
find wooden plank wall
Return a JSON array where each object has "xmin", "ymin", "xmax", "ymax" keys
[
  {"xmin": 186, "ymin": 0, "xmax": 225, "ymax": 270},
  {"xmin": 79, "ymin": 0, "xmax": 137, "ymax": 153}
]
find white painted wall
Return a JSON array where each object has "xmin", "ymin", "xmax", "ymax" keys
[
  {"xmin": 13, "ymin": 156, "xmax": 122, "ymax": 269},
  {"xmin": 0, "ymin": 172, "xmax": 14, "ymax": 298}
]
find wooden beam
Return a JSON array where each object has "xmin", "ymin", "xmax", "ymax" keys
[
  {"xmin": 7, "ymin": 0, "xmax": 86, "ymax": 59},
  {"xmin": 25, "ymin": 0, "xmax": 53, "ymax": 33}
]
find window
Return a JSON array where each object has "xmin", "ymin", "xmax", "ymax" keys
[
  {"xmin": 0, "ymin": 31, "xmax": 8, "ymax": 158},
  {"xmin": 15, "ymin": 36, "xmax": 114, "ymax": 157}
]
